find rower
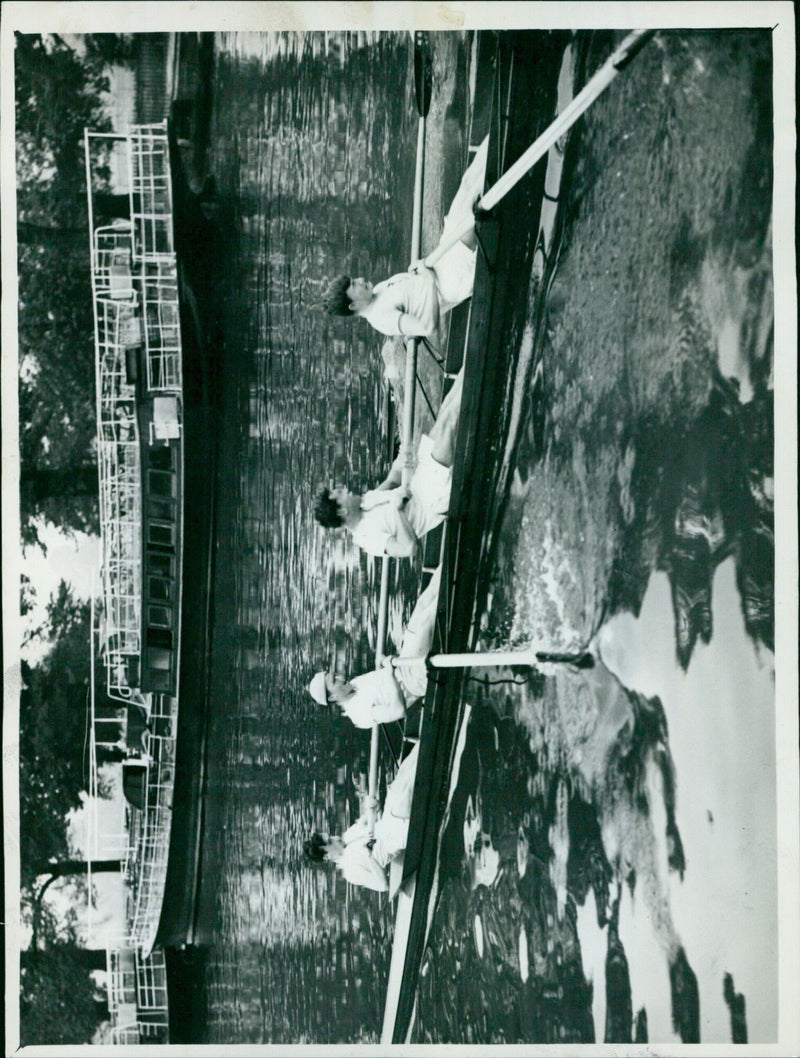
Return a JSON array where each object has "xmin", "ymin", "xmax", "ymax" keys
[
  {"xmin": 303, "ymin": 743, "xmax": 420, "ymax": 892},
  {"xmin": 307, "ymin": 567, "xmax": 441, "ymax": 726},
  {"xmin": 320, "ymin": 136, "xmax": 489, "ymax": 338},
  {"xmin": 314, "ymin": 370, "xmax": 463, "ymax": 557}
]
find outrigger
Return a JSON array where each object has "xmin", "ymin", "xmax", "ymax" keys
[{"xmin": 361, "ymin": 29, "xmax": 656, "ymax": 1044}]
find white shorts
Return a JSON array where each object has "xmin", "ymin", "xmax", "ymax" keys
[
  {"xmin": 433, "ymin": 241, "xmax": 478, "ymax": 312},
  {"xmin": 432, "ymin": 136, "xmax": 488, "ymax": 311},
  {"xmin": 395, "ymin": 566, "xmax": 442, "ymax": 698},
  {"xmin": 407, "ymin": 434, "xmax": 452, "ymax": 538}
]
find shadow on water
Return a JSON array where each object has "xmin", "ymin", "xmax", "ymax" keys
[{"xmin": 417, "ymin": 655, "xmax": 699, "ymax": 1044}]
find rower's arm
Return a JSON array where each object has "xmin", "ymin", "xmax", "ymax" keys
[
  {"xmin": 397, "ymin": 311, "xmax": 432, "ymax": 338},
  {"xmin": 341, "ymin": 842, "xmax": 389, "ymax": 892},
  {"xmin": 384, "ymin": 505, "xmax": 418, "ymax": 558},
  {"xmin": 371, "ymin": 667, "xmax": 406, "ymax": 725},
  {"xmin": 375, "ymin": 461, "xmax": 403, "ymax": 491}
]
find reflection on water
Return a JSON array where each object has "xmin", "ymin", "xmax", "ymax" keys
[
  {"xmin": 188, "ymin": 29, "xmax": 774, "ymax": 1046},
  {"xmin": 195, "ymin": 31, "xmax": 424, "ymax": 1043},
  {"xmin": 415, "ymin": 29, "xmax": 774, "ymax": 1046},
  {"xmin": 416, "ymin": 654, "xmax": 689, "ymax": 1043}
]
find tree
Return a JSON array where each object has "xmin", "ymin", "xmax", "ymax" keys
[
  {"xmin": 14, "ymin": 33, "xmax": 123, "ymax": 227},
  {"xmin": 14, "ymin": 34, "xmax": 131, "ymax": 545},
  {"xmin": 29, "ymin": 860, "xmax": 123, "ymax": 949},
  {"xmin": 33, "ymin": 858, "xmax": 122, "ymax": 885},
  {"xmin": 20, "ymin": 941, "xmax": 110, "ymax": 1045},
  {"xmin": 19, "ymin": 878, "xmax": 111, "ymax": 1045},
  {"xmin": 21, "ymin": 573, "xmax": 36, "ymax": 617},
  {"xmin": 19, "ymin": 581, "xmax": 94, "ymax": 887}
]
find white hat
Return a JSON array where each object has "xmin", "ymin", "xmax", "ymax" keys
[{"xmin": 307, "ymin": 671, "xmax": 328, "ymax": 705}]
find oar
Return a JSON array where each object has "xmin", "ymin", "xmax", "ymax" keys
[
  {"xmin": 384, "ymin": 32, "xmax": 431, "ymax": 458},
  {"xmin": 399, "ymin": 32, "xmax": 431, "ymax": 482},
  {"xmin": 422, "ymin": 29, "xmax": 655, "ymax": 271},
  {"xmin": 368, "ymin": 32, "xmax": 433, "ymax": 836},
  {"xmin": 409, "ymin": 31, "xmax": 431, "ymax": 257},
  {"xmin": 390, "ymin": 647, "xmax": 594, "ymax": 670}
]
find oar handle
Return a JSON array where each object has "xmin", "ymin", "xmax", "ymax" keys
[
  {"xmin": 414, "ymin": 31, "xmax": 433, "ymax": 118},
  {"xmin": 612, "ymin": 28, "xmax": 656, "ymax": 70}
]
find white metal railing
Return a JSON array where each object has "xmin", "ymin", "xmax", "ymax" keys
[
  {"xmin": 85, "ymin": 122, "xmax": 184, "ymax": 706},
  {"xmin": 127, "ymin": 123, "xmax": 182, "ymax": 393},
  {"xmin": 92, "ymin": 225, "xmax": 135, "ymax": 299},
  {"xmin": 86, "ymin": 602, "xmax": 179, "ymax": 958},
  {"xmin": 140, "ymin": 262, "xmax": 182, "ymax": 391},
  {"xmin": 135, "ymin": 945, "xmax": 169, "ymax": 1009},
  {"xmin": 106, "ymin": 947, "xmax": 169, "ymax": 1044},
  {"xmin": 123, "ymin": 694, "xmax": 178, "ymax": 953},
  {"xmin": 93, "ymin": 298, "xmax": 143, "ymax": 702},
  {"xmin": 129, "ymin": 124, "xmax": 174, "ymax": 264},
  {"xmin": 91, "ymin": 226, "xmax": 182, "ymax": 392},
  {"xmin": 86, "ymin": 733, "xmax": 131, "ymax": 859},
  {"xmin": 84, "ymin": 122, "xmax": 185, "ymax": 964},
  {"xmin": 86, "ymin": 125, "xmax": 183, "ymax": 397}
]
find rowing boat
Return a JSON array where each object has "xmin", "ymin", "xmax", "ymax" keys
[
  {"xmin": 377, "ymin": 28, "xmax": 656, "ymax": 1043},
  {"xmin": 381, "ymin": 29, "xmax": 568, "ymax": 1042}
]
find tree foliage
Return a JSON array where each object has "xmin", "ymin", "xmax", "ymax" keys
[
  {"xmin": 20, "ymin": 941, "xmax": 109, "ymax": 1045},
  {"xmin": 19, "ymin": 878, "xmax": 109, "ymax": 1045},
  {"xmin": 15, "ymin": 34, "xmax": 131, "ymax": 547},
  {"xmin": 14, "ymin": 33, "xmax": 130, "ymax": 226},
  {"xmin": 19, "ymin": 581, "xmax": 94, "ymax": 888}
]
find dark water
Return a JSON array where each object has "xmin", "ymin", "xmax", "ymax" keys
[
  {"xmin": 190, "ymin": 31, "xmax": 432, "ymax": 1044},
  {"xmin": 184, "ymin": 30, "xmax": 774, "ymax": 1045}
]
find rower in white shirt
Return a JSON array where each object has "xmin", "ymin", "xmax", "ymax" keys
[
  {"xmin": 319, "ymin": 137, "xmax": 488, "ymax": 338},
  {"xmin": 307, "ymin": 566, "xmax": 441, "ymax": 725},
  {"xmin": 314, "ymin": 368, "xmax": 463, "ymax": 558},
  {"xmin": 302, "ymin": 743, "xmax": 420, "ymax": 892}
]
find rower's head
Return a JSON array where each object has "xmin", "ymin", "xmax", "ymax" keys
[
  {"xmin": 321, "ymin": 274, "xmax": 353, "ymax": 315},
  {"xmin": 303, "ymin": 831, "xmax": 343, "ymax": 865},
  {"xmin": 321, "ymin": 274, "xmax": 373, "ymax": 316},
  {"xmin": 314, "ymin": 486, "xmax": 360, "ymax": 529},
  {"xmin": 303, "ymin": 831, "xmax": 328, "ymax": 863},
  {"xmin": 307, "ymin": 670, "xmax": 352, "ymax": 707},
  {"xmin": 347, "ymin": 277, "xmax": 374, "ymax": 313}
]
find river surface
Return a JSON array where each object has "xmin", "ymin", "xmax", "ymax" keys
[{"xmin": 176, "ymin": 30, "xmax": 775, "ymax": 1045}]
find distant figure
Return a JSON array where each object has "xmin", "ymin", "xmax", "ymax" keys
[
  {"xmin": 314, "ymin": 370, "xmax": 463, "ymax": 557},
  {"xmin": 307, "ymin": 566, "xmax": 441, "ymax": 726},
  {"xmin": 320, "ymin": 137, "xmax": 489, "ymax": 337},
  {"xmin": 303, "ymin": 744, "xmax": 420, "ymax": 891}
]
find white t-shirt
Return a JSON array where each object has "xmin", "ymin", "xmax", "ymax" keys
[
  {"xmin": 341, "ymin": 744, "xmax": 419, "ymax": 868},
  {"xmin": 350, "ymin": 496, "xmax": 403, "ymax": 557},
  {"xmin": 338, "ymin": 838, "xmax": 389, "ymax": 891},
  {"xmin": 350, "ymin": 437, "xmax": 451, "ymax": 556},
  {"xmin": 340, "ymin": 668, "xmax": 406, "ymax": 728},
  {"xmin": 361, "ymin": 270, "xmax": 439, "ymax": 337},
  {"xmin": 394, "ymin": 566, "xmax": 441, "ymax": 698},
  {"xmin": 359, "ymin": 137, "xmax": 488, "ymax": 337}
]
